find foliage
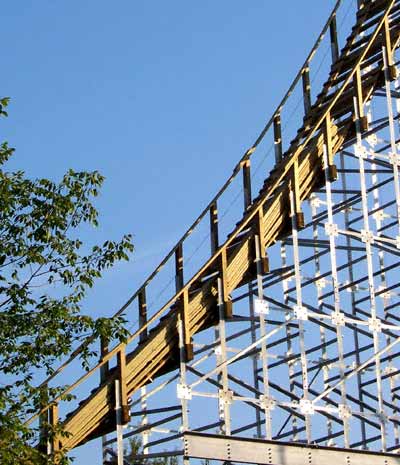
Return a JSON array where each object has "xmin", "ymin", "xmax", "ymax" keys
[{"xmin": 0, "ymin": 97, "xmax": 134, "ymax": 464}]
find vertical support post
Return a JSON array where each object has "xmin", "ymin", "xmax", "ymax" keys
[
  {"xmin": 339, "ymin": 148, "xmax": 367, "ymax": 448},
  {"xmin": 100, "ymin": 336, "xmax": 109, "ymax": 383},
  {"xmin": 49, "ymin": 402, "xmax": 59, "ymax": 461},
  {"xmin": 38, "ymin": 386, "xmax": 49, "ymax": 456},
  {"xmin": 274, "ymin": 113, "xmax": 283, "ymax": 163},
  {"xmin": 242, "ymin": 158, "xmax": 252, "ymax": 210},
  {"xmin": 217, "ymin": 276, "xmax": 232, "ymax": 435},
  {"xmin": 383, "ymin": 46, "xmax": 400, "ymax": 236},
  {"xmin": 280, "ymin": 241, "xmax": 298, "ymax": 441},
  {"xmin": 209, "ymin": 200, "xmax": 232, "ymax": 436},
  {"xmin": 302, "ymin": 66, "xmax": 312, "ymax": 117},
  {"xmin": 292, "ymin": 159, "xmax": 305, "ymax": 229},
  {"xmin": 354, "ymin": 97, "xmax": 387, "ymax": 451},
  {"xmin": 247, "ymin": 279, "xmax": 262, "ymax": 438},
  {"xmin": 354, "ymin": 66, "xmax": 368, "ymax": 132},
  {"xmin": 370, "ymin": 130, "xmax": 398, "ymax": 447},
  {"xmin": 256, "ymin": 207, "xmax": 269, "ymax": 275},
  {"xmin": 177, "ymin": 309, "xmax": 190, "ymax": 465},
  {"xmin": 209, "ymin": 201, "xmax": 219, "ymax": 255},
  {"xmin": 175, "ymin": 243, "xmax": 184, "ymax": 291},
  {"xmin": 182, "ymin": 288, "xmax": 193, "ymax": 361},
  {"xmin": 117, "ymin": 345, "xmax": 130, "ymax": 425},
  {"xmin": 139, "ymin": 288, "xmax": 148, "ymax": 343},
  {"xmin": 289, "ymin": 187, "xmax": 312, "ymax": 443},
  {"xmin": 254, "ymin": 232, "xmax": 272, "ymax": 439},
  {"xmin": 140, "ymin": 386, "xmax": 149, "ymax": 455},
  {"xmin": 322, "ymin": 144, "xmax": 350, "ymax": 447},
  {"xmin": 309, "ymin": 194, "xmax": 333, "ymax": 442},
  {"xmin": 220, "ymin": 248, "xmax": 232, "ymax": 318},
  {"xmin": 329, "ymin": 14, "xmax": 339, "ymax": 64},
  {"xmin": 383, "ymin": 42, "xmax": 400, "ymax": 447},
  {"xmin": 100, "ymin": 336, "xmax": 110, "ymax": 465},
  {"xmin": 383, "ymin": 16, "xmax": 397, "ymax": 80},
  {"xmin": 138, "ymin": 288, "xmax": 149, "ymax": 453},
  {"xmin": 175, "ymin": 244, "xmax": 193, "ymax": 361},
  {"xmin": 115, "ymin": 379, "xmax": 124, "ymax": 465},
  {"xmin": 324, "ymin": 112, "xmax": 338, "ymax": 182}
]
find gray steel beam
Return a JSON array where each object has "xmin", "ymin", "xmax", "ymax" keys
[{"xmin": 183, "ymin": 432, "xmax": 400, "ymax": 465}]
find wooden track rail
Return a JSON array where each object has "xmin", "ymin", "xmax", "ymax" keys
[{"xmin": 28, "ymin": 0, "xmax": 400, "ymax": 454}]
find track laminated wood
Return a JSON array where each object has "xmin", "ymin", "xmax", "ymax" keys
[{"xmin": 39, "ymin": 0, "xmax": 400, "ymax": 452}]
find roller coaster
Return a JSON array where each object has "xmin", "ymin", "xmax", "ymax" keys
[{"xmin": 27, "ymin": 1, "xmax": 400, "ymax": 463}]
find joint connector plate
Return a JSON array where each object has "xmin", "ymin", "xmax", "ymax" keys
[
  {"xmin": 338, "ymin": 404, "xmax": 352, "ymax": 420},
  {"xmin": 361, "ymin": 229, "xmax": 374, "ymax": 244},
  {"xmin": 254, "ymin": 298, "xmax": 269, "ymax": 315},
  {"xmin": 325, "ymin": 222, "xmax": 339, "ymax": 237},
  {"xmin": 368, "ymin": 317, "xmax": 382, "ymax": 333},
  {"xmin": 177, "ymin": 383, "xmax": 192, "ymax": 400},
  {"xmin": 294, "ymin": 305, "xmax": 308, "ymax": 321},
  {"xmin": 219, "ymin": 389, "xmax": 233, "ymax": 406},
  {"xmin": 331, "ymin": 311, "xmax": 345, "ymax": 326},
  {"xmin": 299, "ymin": 399, "xmax": 315, "ymax": 415}
]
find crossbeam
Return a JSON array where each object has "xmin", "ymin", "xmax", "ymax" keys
[{"xmin": 183, "ymin": 433, "xmax": 400, "ymax": 465}]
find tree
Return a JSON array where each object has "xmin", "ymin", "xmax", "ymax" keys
[{"xmin": 0, "ymin": 97, "xmax": 134, "ymax": 464}]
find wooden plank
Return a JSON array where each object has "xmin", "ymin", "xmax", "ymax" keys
[{"xmin": 60, "ymin": 3, "xmax": 398, "ymax": 451}]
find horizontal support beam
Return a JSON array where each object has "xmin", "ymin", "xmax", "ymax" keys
[{"xmin": 183, "ymin": 432, "xmax": 400, "ymax": 465}]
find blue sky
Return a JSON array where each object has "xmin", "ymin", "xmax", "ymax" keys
[{"xmin": 2, "ymin": 1, "xmax": 341, "ymax": 463}]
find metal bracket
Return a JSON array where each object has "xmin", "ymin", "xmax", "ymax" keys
[
  {"xmin": 325, "ymin": 222, "xmax": 339, "ymax": 237},
  {"xmin": 389, "ymin": 152, "xmax": 400, "ymax": 166},
  {"xmin": 219, "ymin": 389, "xmax": 233, "ymax": 406},
  {"xmin": 310, "ymin": 194, "xmax": 324, "ymax": 209},
  {"xmin": 260, "ymin": 395, "xmax": 276, "ymax": 411},
  {"xmin": 376, "ymin": 285, "xmax": 392, "ymax": 299},
  {"xmin": 376, "ymin": 411, "xmax": 389, "ymax": 424},
  {"xmin": 361, "ymin": 229, "xmax": 374, "ymax": 244},
  {"xmin": 338, "ymin": 404, "xmax": 352, "ymax": 420},
  {"xmin": 355, "ymin": 144, "xmax": 368, "ymax": 159},
  {"xmin": 368, "ymin": 317, "xmax": 382, "ymax": 333},
  {"xmin": 254, "ymin": 298, "xmax": 269, "ymax": 315},
  {"xmin": 299, "ymin": 399, "xmax": 315, "ymax": 415},
  {"xmin": 294, "ymin": 305, "xmax": 308, "ymax": 321},
  {"xmin": 372, "ymin": 210, "xmax": 387, "ymax": 222},
  {"xmin": 331, "ymin": 311, "xmax": 346, "ymax": 326},
  {"xmin": 344, "ymin": 280, "xmax": 360, "ymax": 293},
  {"xmin": 367, "ymin": 133, "xmax": 378, "ymax": 147},
  {"xmin": 177, "ymin": 384, "xmax": 192, "ymax": 400}
]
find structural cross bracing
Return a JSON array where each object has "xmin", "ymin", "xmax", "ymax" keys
[{"xmin": 26, "ymin": 1, "xmax": 400, "ymax": 464}]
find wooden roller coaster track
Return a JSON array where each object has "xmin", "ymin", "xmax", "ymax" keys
[{"xmin": 28, "ymin": 0, "xmax": 400, "ymax": 456}]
